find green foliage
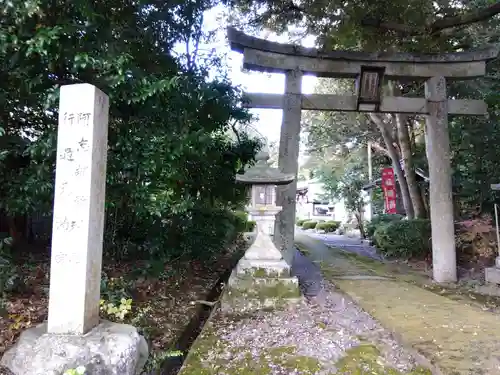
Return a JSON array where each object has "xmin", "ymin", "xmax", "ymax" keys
[
  {"xmin": 0, "ymin": 236, "xmax": 18, "ymax": 314},
  {"xmin": 296, "ymin": 219, "xmax": 308, "ymax": 226},
  {"xmin": 0, "ymin": 0, "xmax": 260, "ymax": 262},
  {"xmin": 302, "ymin": 221, "xmax": 318, "ymax": 229},
  {"xmin": 232, "ymin": 210, "xmax": 257, "ymax": 233},
  {"xmin": 63, "ymin": 367, "xmax": 86, "ymax": 375},
  {"xmin": 314, "ymin": 149, "xmax": 369, "ymax": 237},
  {"xmin": 100, "ymin": 273, "xmax": 134, "ymax": 321},
  {"xmin": 100, "ymin": 298, "xmax": 133, "ymax": 321},
  {"xmin": 100, "ymin": 273, "xmax": 133, "ymax": 305},
  {"xmin": 315, "ymin": 221, "xmax": 339, "ymax": 233},
  {"xmin": 366, "ymin": 214, "xmax": 404, "ymax": 238},
  {"xmin": 233, "ymin": 0, "xmax": 500, "ymax": 224},
  {"xmin": 373, "ymin": 219, "xmax": 431, "ymax": 259},
  {"xmin": 246, "ymin": 220, "xmax": 256, "ymax": 232},
  {"xmin": 233, "ymin": 210, "xmax": 250, "ymax": 231}
]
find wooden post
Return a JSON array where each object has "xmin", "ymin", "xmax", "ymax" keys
[
  {"xmin": 425, "ymin": 76, "xmax": 457, "ymax": 283},
  {"xmin": 274, "ymin": 69, "xmax": 302, "ymax": 263}
]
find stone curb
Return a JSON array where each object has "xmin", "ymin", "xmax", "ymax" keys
[{"xmin": 177, "ymin": 302, "xmax": 221, "ymax": 375}]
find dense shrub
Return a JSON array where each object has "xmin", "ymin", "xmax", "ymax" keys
[
  {"xmin": 327, "ymin": 220, "xmax": 341, "ymax": 229},
  {"xmin": 245, "ymin": 220, "xmax": 256, "ymax": 232},
  {"xmin": 296, "ymin": 219, "xmax": 308, "ymax": 226},
  {"xmin": 366, "ymin": 214, "xmax": 404, "ymax": 238},
  {"xmin": 316, "ymin": 221, "xmax": 341, "ymax": 233},
  {"xmin": 233, "ymin": 210, "xmax": 250, "ymax": 232},
  {"xmin": 373, "ymin": 219, "xmax": 431, "ymax": 259},
  {"xmin": 302, "ymin": 221, "xmax": 318, "ymax": 230},
  {"xmin": 170, "ymin": 208, "xmax": 248, "ymax": 260},
  {"xmin": 104, "ymin": 208, "xmax": 249, "ymax": 261}
]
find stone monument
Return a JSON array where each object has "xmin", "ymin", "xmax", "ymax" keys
[
  {"xmin": 221, "ymin": 147, "xmax": 302, "ymax": 312},
  {"xmin": 1, "ymin": 84, "xmax": 148, "ymax": 375}
]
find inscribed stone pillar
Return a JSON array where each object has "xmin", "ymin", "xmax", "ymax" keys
[
  {"xmin": 425, "ymin": 76, "xmax": 457, "ymax": 283},
  {"xmin": 274, "ymin": 69, "xmax": 303, "ymax": 264},
  {"xmin": 47, "ymin": 83, "xmax": 109, "ymax": 334}
]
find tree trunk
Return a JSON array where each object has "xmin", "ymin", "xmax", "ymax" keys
[
  {"xmin": 368, "ymin": 113, "xmax": 415, "ymax": 219},
  {"xmin": 389, "ymin": 82, "xmax": 427, "ymax": 218},
  {"xmin": 396, "ymin": 114, "xmax": 427, "ymax": 218}
]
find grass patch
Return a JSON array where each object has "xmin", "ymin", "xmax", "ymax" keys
[
  {"xmin": 330, "ymin": 278, "xmax": 500, "ymax": 374},
  {"xmin": 335, "ymin": 344, "xmax": 431, "ymax": 375},
  {"xmin": 329, "ymin": 247, "xmax": 500, "ymax": 312},
  {"xmin": 296, "ymin": 240, "xmax": 500, "ymax": 374}
]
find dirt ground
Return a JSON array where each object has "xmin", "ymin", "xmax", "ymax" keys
[{"xmin": 0, "ymin": 239, "xmax": 246, "ymax": 373}]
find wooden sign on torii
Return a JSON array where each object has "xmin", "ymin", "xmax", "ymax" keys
[{"xmin": 227, "ymin": 27, "xmax": 499, "ymax": 283}]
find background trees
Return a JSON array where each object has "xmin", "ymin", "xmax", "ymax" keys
[
  {"xmin": 229, "ymin": 0, "xmax": 500, "ymax": 223},
  {"xmin": 0, "ymin": 0, "xmax": 259, "ymax": 260}
]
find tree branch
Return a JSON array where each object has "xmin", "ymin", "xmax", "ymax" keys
[
  {"xmin": 361, "ymin": 2, "xmax": 500, "ymax": 36},
  {"xmin": 370, "ymin": 141, "xmax": 389, "ymax": 156}
]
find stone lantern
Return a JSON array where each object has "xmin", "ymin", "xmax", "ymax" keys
[{"xmin": 221, "ymin": 147, "xmax": 302, "ymax": 312}]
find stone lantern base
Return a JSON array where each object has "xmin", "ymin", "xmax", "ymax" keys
[{"xmin": 221, "ymin": 226, "xmax": 302, "ymax": 313}]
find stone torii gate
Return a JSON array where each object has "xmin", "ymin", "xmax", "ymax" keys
[{"xmin": 227, "ymin": 27, "xmax": 499, "ymax": 283}]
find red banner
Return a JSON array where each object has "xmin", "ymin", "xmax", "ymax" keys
[{"xmin": 381, "ymin": 167, "xmax": 397, "ymax": 214}]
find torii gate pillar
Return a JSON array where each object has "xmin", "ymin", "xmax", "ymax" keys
[
  {"xmin": 274, "ymin": 69, "xmax": 303, "ymax": 263},
  {"xmin": 425, "ymin": 76, "xmax": 456, "ymax": 282}
]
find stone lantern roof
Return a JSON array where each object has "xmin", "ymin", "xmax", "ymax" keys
[{"xmin": 236, "ymin": 146, "xmax": 294, "ymax": 186}]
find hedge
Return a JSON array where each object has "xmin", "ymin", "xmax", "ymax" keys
[
  {"xmin": 302, "ymin": 221, "xmax": 318, "ymax": 229},
  {"xmin": 366, "ymin": 214, "xmax": 404, "ymax": 238},
  {"xmin": 296, "ymin": 219, "xmax": 308, "ymax": 226},
  {"xmin": 373, "ymin": 219, "xmax": 431, "ymax": 259},
  {"xmin": 316, "ymin": 220, "xmax": 341, "ymax": 233}
]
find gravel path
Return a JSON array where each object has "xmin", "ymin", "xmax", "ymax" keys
[
  {"xmin": 300, "ymin": 229, "xmax": 382, "ymax": 260},
  {"xmin": 182, "ymin": 278, "xmax": 427, "ymax": 374},
  {"xmin": 180, "ymin": 242, "xmax": 430, "ymax": 374}
]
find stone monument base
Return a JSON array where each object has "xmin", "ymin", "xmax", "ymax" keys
[
  {"xmin": 221, "ymin": 258, "xmax": 302, "ymax": 313},
  {"xmin": 1, "ymin": 320, "xmax": 148, "ymax": 375}
]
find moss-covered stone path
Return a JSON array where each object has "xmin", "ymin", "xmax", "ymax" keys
[
  {"xmin": 295, "ymin": 232, "xmax": 500, "ymax": 375},
  {"xmin": 178, "ymin": 233, "xmax": 434, "ymax": 375}
]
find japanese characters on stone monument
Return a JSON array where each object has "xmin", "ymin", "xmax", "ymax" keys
[
  {"xmin": 227, "ymin": 27, "xmax": 498, "ymax": 283},
  {"xmin": 48, "ymin": 83, "xmax": 109, "ymax": 335}
]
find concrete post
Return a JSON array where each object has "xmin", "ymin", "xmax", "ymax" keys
[
  {"xmin": 274, "ymin": 69, "xmax": 303, "ymax": 263},
  {"xmin": 425, "ymin": 76, "xmax": 457, "ymax": 283}
]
